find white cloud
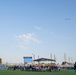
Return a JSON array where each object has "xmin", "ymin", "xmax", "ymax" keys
[
  {"xmin": 34, "ymin": 26, "xmax": 41, "ymax": 30},
  {"xmin": 14, "ymin": 33, "xmax": 41, "ymax": 50},
  {"xmin": 14, "ymin": 33, "xmax": 40, "ymax": 43}
]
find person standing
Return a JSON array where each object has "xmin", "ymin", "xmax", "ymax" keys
[{"xmin": 74, "ymin": 62, "xmax": 76, "ymax": 72}]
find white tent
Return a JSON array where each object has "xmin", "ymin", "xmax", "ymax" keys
[{"xmin": 61, "ymin": 63, "xmax": 70, "ymax": 67}]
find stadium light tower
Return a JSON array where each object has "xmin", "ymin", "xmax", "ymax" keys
[
  {"xmin": 32, "ymin": 54, "xmax": 35, "ymax": 64},
  {"xmin": 68, "ymin": 57, "xmax": 70, "ymax": 63},
  {"xmin": 71, "ymin": 57, "xmax": 73, "ymax": 63},
  {"xmin": 64, "ymin": 53, "xmax": 67, "ymax": 62},
  {"xmin": 54, "ymin": 54, "xmax": 56, "ymax": 63},
  {"xmin": 50, "ymin": 53, "xmax": 52, "ymax": 63},
  {"xmin": 32, "ymin": 54, "xmax": 35, "ymax": 60}
]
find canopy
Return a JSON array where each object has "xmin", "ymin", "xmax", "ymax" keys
[
  {"xmin": 33, "ymin": 58, "xmax": 56, "ymax": 62},
  {"xmin": 61, "ymin": 63, "xmax": 71, "ymax": 67}
]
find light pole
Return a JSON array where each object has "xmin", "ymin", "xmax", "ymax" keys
[
  {"xmin": 54, "ymin": 54, "xmax": 56, "ymax": 63},
  {"xmin": 50, "ymin": 53, "xmax": 52, "ymax": 63},
  {"xmin": 32, "ymin": 54, "xmax": 35, "ymax": 64},
  {"xmin": 64, "ymin": 53, "xmax": 67, "ymax": 62}
]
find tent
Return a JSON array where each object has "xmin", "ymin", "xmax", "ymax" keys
[{"xmin": 61, "ymin": 63, "xmax": 70, "ymax": 67}]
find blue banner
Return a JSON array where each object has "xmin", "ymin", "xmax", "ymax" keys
[{"xmin": 0, "ymin": 64, "xmax": 7, "ymax": 70}]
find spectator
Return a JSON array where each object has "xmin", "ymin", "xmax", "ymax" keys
[{"xmin": 74, "ymin": 62, "xmax": 76, "ymax": 72}]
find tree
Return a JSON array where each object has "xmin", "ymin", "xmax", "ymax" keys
[{"xmin": 0, "ymin": 58, "xmax": 2, "ymax": 64}]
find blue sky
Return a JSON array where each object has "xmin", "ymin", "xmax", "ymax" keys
[{"xmin": 0, "ymin": 0, "xmax": 76, "ymax": 64}]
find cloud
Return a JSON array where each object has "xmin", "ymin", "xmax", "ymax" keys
[
  {"xmin": 14, "ymin": 33, "xmax": 41, "ymax": 50},
  {"xmin": 14, "ymin": 33, "xmax": 40, "ymax": 43},
  {"xmin": 34, "ymin": 26, "xmax": 41, "ymax": 30}
]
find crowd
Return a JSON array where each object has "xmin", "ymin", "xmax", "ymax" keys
[
  {"xmin": 7, "ymin": 65, "xmax": 60, "ymax": 72},
  {"xmin": 4, "ymin": 62, "xmax": 76, "ymax": 72}
]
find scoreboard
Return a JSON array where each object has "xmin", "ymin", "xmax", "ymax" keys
[{"xmin": 23, "ymin": 57, "xmax": 32, "ymax": 63}]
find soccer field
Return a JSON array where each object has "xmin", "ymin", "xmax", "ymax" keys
[{"xmin": 0, "ymin": 70, "xmax": 76, "ymax": 75}]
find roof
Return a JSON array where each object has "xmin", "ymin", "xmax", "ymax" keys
[
  {"xmin": 33, "ymin": 58, "xmax": 56, "ymax": 62},
  {"xmin": 61, "ymin": 63, "xmax": 71, "ymax": 67},
  {"xmin": 23, "ymin": 56, "xmax": 32, "ymax": 58}
]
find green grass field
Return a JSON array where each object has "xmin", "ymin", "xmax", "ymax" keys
[{"xmin": 0, "ymin": 70, "xmax": 76, "ymax": 75}]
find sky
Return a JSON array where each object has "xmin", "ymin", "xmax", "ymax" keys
[{"xmin": 0, "ymin": 0, "xmax": 76, "ymax": 64}]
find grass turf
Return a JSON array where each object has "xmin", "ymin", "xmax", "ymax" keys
[{"xmin": 0, "ymin": 70, "xmax": 76, "ymax": 75}]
